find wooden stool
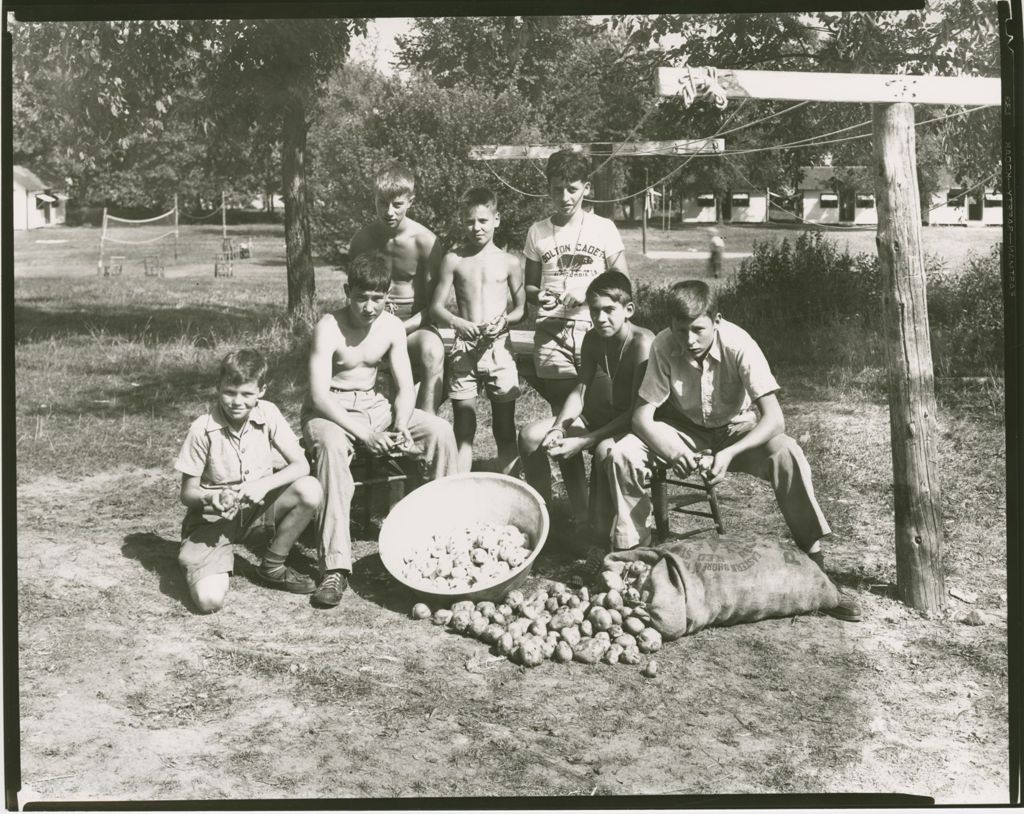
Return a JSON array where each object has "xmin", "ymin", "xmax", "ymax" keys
[
  {"xmin": 143, "ymin": 255, "xmax": 164, "ymax": 277},
  {"xmin": 302, "ymin": 440, "xmax": 409, "ymax": 532},
  {"xmin": 213, "ymin": 252, "xmax": 234, "ymax": 277},
  {"xmin": 650, "ymin": 461, "xmax": 724, "ymax": 541}
]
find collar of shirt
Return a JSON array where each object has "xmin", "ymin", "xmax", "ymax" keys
[
  {"xmin": 204, "ymin": 401, "xmax": 268, "ymax": 436},
  {"xmin": 671, "ymin": 327, "xmax": 723, "ymax": 369}
]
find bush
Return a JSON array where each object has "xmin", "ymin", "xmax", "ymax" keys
[{"xmin": 634, "ymin": 232, "xmax": 1003, "ymax": 378}]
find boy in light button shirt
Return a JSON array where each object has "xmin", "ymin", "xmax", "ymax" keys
[
  {"xmin": 175, "ymin": 350, "xmax": 323, "ymax": 613},
  {"xmin": 607, "ymin": 280, "xmax": 860, "ymax": 622}
]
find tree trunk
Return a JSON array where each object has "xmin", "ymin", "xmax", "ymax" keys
[
  {"xmin": 590, "ymin": 145, "xmax": 616, "ymax": 220},
  {"xmin": 871, "ymin": 102, "xmax": 945, "ymax": 613},
  {"xmin": 281, "ymin": 96, "xmax": 317, "ymax": 321}
]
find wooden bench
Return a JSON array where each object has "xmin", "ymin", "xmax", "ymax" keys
[
  {"xmin": 143, "ymin": 255, "xmax": 164, "ymax": 277},
  {"xmin": 213, "ymin": 252, "xmax": 234, "ymax": 278},
  {"xmin": 99, "ymin": 255, "xmax": 125, "ymax": 277}
]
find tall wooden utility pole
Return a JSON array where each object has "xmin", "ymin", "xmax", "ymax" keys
[{"xmin": 658, "ymin": 66, "xmax": 1000, "ymax": 613}]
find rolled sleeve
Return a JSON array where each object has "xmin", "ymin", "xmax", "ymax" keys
[
  {"xmin": 174, "ymin": 417, "xmax": 211, "ymax": 478},
  {"xmin": 264, "ymin": 402, "xmax": 299, "ymax": 448},
  {"xmin": 735, "ymin": 335, "xmax": 779, "ymax": 401},
  {"xmin": 637, "ymin": 334, "xmax": 672, "ymax": 407}
]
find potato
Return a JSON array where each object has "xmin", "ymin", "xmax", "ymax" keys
[
  {"xmin": 489, "ymin": 611, "xmax": 508, "ymax": 627},
  {"xmin": 469, "ymin": 616, "xmax": 490, "ymax": 639},
  {"xmin": 603, "ymin": 590, "xmax": 623, "ymax": 611},
  {"xmin": 578, "ymin": 587, "xmax": 590, "ymax": 603},
  {"xmin": 579, "ymin": 620, "xmax": 594, "ymax": 637},
  {"xmin": 631, "ymin": 606, "xmax": 652, "ymax": 623},
  {"xmin": 600, "ymin": 571, "xmax": 625, "ymax": 593},
  {"xmin": 620, "ymin": 645, "xmax": 641, "ymax": 665},
  {"xmin": 590, "ymin": 607, "xmax": 614, "ymax": 633},
  {"xmin": 559, "ymin": 625, "xmax": 582, "ymax": 647},
  {"xmin": 608, "ymin": 609, "xmax": 623, "ymax": 626},
  {"xmin": 528, "ymin": 620, "xmax": 548, "ymax": 638},
  {"xmin": 603, "ymin": 644, "xmax": 624, "ymax": 665},
  {"xmin": 637, "ymin": 628, "xmax": 663, "ymax": 653},
  {"xmin": 593, "ymin": 631, "xmax": 611, "ymax": 645},
  {"xmin": 623, "ymin": 616, "xmax": 646, "ymax": 636},
  {"xmin": 620, "ymin": 606, "xmax": 634, "ymax": 619},
  {"xmin": 497, "ymin": 632, "xmax": 515, "ymax": 657},
  {"xmin": 557, "ymin": 591, "xmax": 574, "ymax": 606},
  {"xmin": 411, "ymin": 603, "xmax": 432, "ymax": 620},
  {"xmin": 432, "ymin": 608, "xmax": 453, "ymax": 626},
  {"xmin": 497, "ymin": 603, "xmax": 513, "ymax": 618},
  {"xmin": 544, "ymin": 597, "xmax": 560, "ymax": 614},
  {"xmin": 591, "ymin": 592, "xmax": 606, "ymax": 608},
  {"xmin": 614, "ymin": 634, "xmax": 637, "ymax": 649},
  {"xmin": 641, "ymin": 659, "xmax": 659, "ymax": 678},
  {"xmin": 451, "ymin": 600, "xmax": 475, "ymax": 615},
  {"xmin": 566, "ymin": 595, "xmax": 582, "ymax": 609},
  {"xmin": 520, "ymin": 603, "xmax": 540, "ymax": 621},
  {"xmin": 475, "ymin": 601, "xmax": 497, "ymax": 617},
  {"xmin": 528, "ymin": 590, "xmax": 549, "ymax": 606},
  {"xmin": 505, "ymin": 589, "xmax": 525, "ymax": 609},
  {"xmin": 553, "ymin": 641, "xmax": 574, "ymax": 663},
  {"xmin": 548, "ymin": 581, "xmax": 567, "ymax": 595},
  {"xmin": 570, "ymin": 607, "xmax": 586, "ymax": 626},
  {"xmin": 548, "ymin": 608, "xmax": 576, "ymax": 631},
  {"xmin": 517, "ymin": 637, "xmax": 546, "ymax": 668},
  {"xmin": 607, "ymin": 624, "xmax": 624, "ymax": 640},
  {"xmin": 449, "ymin": 610, "xmax": 472, "ymax": 632},
  {"xmin": 623, "ymin": 586, "xmax": 642, "ymax": 605},
  {"xmin": 572, "ymin": 638, "xmax": 606, "ymax": 664},
  {"xmin": 482, "ymin": 623, "xmax": 505, "ymax": 645},
  {"xmin": 540, "ymin": 638, "xmax": 556, "ymax": 659}
]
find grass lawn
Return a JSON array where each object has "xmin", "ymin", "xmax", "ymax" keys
[{"xmin": 12, "ymin": 224, "xmax": 1008, "ymax": 804}]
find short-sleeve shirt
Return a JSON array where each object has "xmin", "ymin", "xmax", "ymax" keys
[
  {"xmin": 175, "ymin": 400, "xmax": 298, "ymax": 523},
  {"xmin": 176, "ymin": 396, "xmax": 296, "ymax": 482},
  {"xmin": 638, "ymin": 320, "xmax": 779, "ymax": 428},
  {"xmin": 523, "ymin": 212, "xmax": 625, "ymax": 322}
]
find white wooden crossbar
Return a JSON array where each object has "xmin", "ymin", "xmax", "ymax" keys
[
  {"xmin": 469, "ymin": 139, "xmax": 724, "ymax": 161},
  {"xmin": 657, "ymin": 67, "xmax": 1000, "ymax": 107}
]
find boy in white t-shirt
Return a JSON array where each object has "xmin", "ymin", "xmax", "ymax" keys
[{"xmin": 523, "ymin": 149, "xmax": 629, "ymax": 414}]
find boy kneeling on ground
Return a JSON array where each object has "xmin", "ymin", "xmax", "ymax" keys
[
  {"xmin": 607, "ymin": 280, "xmax": 861, "ymax": 622},
  {"xmin": 175, "ymin": 350, "xmax": 323, "ymax": 613},
  {"xmin": 302, "ymin": 251, "xmax": 458, "ymax": 608}
]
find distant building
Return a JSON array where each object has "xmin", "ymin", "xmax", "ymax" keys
[
  {"xmin": 677, "ymin": 187, "xmax": 769, "ymax": 224},
  {"xmin": 926, "ymin": 169, "xmax": 1002, "ymax": 227},
  {"xmin": 796, "ymin": 166, "xmax": 877, "ymax": 226},
  {"xmin": 13, "ymin": 165, "xmax": 66, "ymax": 230}
]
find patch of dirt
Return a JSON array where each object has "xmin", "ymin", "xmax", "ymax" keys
[{"xmin": 14, "ymin": 444, "xmax": 1009, "ymax": 805}]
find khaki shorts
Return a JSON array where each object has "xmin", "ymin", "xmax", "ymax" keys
[
  {"xmin": 447, "ymin": 332, "xmax": 520, "ymax": 403},
  {"xmin": 178, "ymin": 488, "xmax": 281, "ymax": 586},
  {"xmin": 533, "ymin": 318, "xmax": 589, "ymax": 380}
]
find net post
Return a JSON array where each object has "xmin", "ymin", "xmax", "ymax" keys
[
  {"xmin": 98, "ymin": 207, "xmax": 107, "ymax": 274},
  {"xmin": 222, "ymin": 191, "xmax": 227, "ymax": 240},
  {"xmin": 174, "ymin": 194, "xmax": 179, "ymax": 260}
]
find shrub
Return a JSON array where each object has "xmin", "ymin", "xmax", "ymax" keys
[{"xmin": 634, "ymin": 232, "xmax": 1003, "ymax": 378}]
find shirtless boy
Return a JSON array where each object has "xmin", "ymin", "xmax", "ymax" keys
[
  {"xmin": 430, "ymin": 186, "xmax": 526, "ymax": 473},
  {"xmin": 348, "ymin": 162, "xmax": 446, "ymax": 414},
  {"xmin": 301, "ymin": 251, "xmax": 458, "ymax": 608}
]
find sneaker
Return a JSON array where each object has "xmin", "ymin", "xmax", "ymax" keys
[
  {"xmin": 312, "ymin": 570, "xmax": 347, "ymax": 608},
  {"xmin": 258, "ymin": 563, "xmax": 316, "ymax": 595}
]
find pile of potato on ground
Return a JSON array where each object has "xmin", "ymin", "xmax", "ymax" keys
[
  {"xmin": 400, "ymin": 522, "xmax": 531, "ymax": 594},
  {"xmin": 410, "ymin": 559, "xmax": 661, "ymax": 676}
]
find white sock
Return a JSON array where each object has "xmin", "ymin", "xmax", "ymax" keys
[{"xmin": 808, "ymin": 540, "xmax": 822, "ymax": 554}]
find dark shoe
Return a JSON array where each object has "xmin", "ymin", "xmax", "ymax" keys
[
  {"xmin": 825, "ymin": 592, "xmax": 863, "ymax": 623},
  {"xmin": 807, "ymin": 550, "xmax": 826, "ymax": 571},
  {"xmin": 312, "ymin": 570, "xmax": 348, "ymax": 608},
  {"xmin": 258, "ymin": 563, "xmax": 316, "ymax": 594},
  {"xmin": 567, "ymin": 547, "xmax": 607, "ymax": 589}
]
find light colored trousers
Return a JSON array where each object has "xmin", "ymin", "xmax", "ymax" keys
[
  {"xmin": 302, "ymin": 390, "xmax": 458, "ymax": 573},
  {"xmin": 607, "ymin": 414, "xmax": 830, "ymax": 550}
]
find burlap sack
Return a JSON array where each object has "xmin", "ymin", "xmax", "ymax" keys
[{"xmin": 606, "ymin": 535, "xmax": 840, "ymax": 640}]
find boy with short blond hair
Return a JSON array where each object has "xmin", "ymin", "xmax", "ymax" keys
[
  {"xmin": 302, "ymin": 251, "xmax": 458, "ymax": 608},
  {"xmin": 518, "ymin": 271, "xmax": 652, "ymax": 553},
  {"xmin": 430, "ymin": 186, "xmax": 526, "ymax": 473},
  {"xmin": 175, "ymin": 349, "xmax": 323, "ymax": 612},
  {"xmin": 524, "ymin": 149, "xmax": 629, "ymax": 414},
  {"xmin": 348, "ymin": 161, "xmax": 446, "ymax": 414}
]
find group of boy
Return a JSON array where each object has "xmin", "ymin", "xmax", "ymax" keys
[{"xmin": 174, "ymin": 150, "xmax": 860, "ymax": 622}]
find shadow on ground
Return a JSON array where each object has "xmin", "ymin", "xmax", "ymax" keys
[{"xmin": 121, "ymin": 531, "xmax": 197, "ymax": 613}]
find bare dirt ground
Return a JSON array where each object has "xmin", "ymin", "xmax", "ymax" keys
[
  {"xmin": 14, "ymin": 399, "xmax": 1009, "ymax": 805},
  {"xmin": 11, "ymin": 227, "xmax": 1008, "ymax": 805}
]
